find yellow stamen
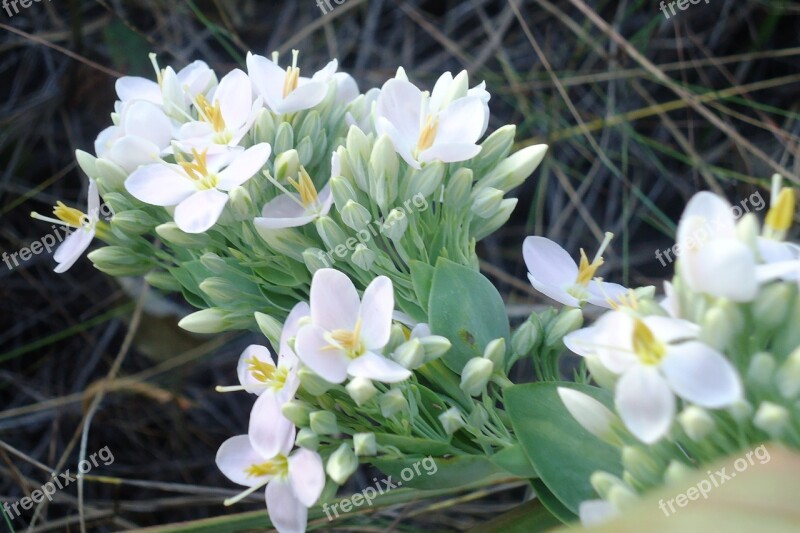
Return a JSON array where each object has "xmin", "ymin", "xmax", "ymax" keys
[
  {"xmin": 608, "ymin": 289, "xmax": 640, "ymax": 311},
  {"xmin": 632, "ymin": 319, "xmax": 666, "ymax": 365},
  {"xmin": 416, "ymin": 114, "xmax": 439, "ymax": 152},
  {"xmin": 196, "ymin": 94, "xmax": 226, "ymax": 133},
  {"xmin": 53, "ymin": 202, "xmax": 88, "ymax": 228},
  {"xmin": 576, "ymin": 249, "xmax": 603, "ymax": 286},
  {"xmin": 287, "ymin": 167, "xmax": 319, "ymax": 207},
  {"xmin": 244, "ymin": 455, "xmax": 288, "ymax": 478},
  {"xmin": 765, "ymin": 188, "xmax": 796, "ymax": 233},
  {"xmin": 176, "ymin": 149, "xmax": 217, "ymax": 189},
  {"xmin": 247, "ymin": 357, "xmax": 276, "ymax": 383},
  {"xmin": 282, "ymin": 66, "xmax": 300, "ymax": 98},
  {"xmin": 327, "ymin": 319, "xmax": 365, "ymax": 358}
]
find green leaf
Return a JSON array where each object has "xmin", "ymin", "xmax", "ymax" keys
[
  {"xmin": 492, "ymin": 444, "xmax": 538, "ymax": 478},
  {"xmin": 410, "ymin": 260, "xmax": 435, "ymax": 313},
  {"xmin": 471, "ymin": 497, "xmax": 563, "ymax": 533},
  {"xmin": 530, "ymin": 478, "xmax": 576, "ymax": 523},
  {"xmin": 372, "ymin": 454, "xmax": 508, "ymax": 490},
  {"xmin": 505, "ymin": 382, "xmax": 623, "ymax": 515},
  {"xmin": 429, "ymin": 258, "xmax": 510, "ymax": 373}
]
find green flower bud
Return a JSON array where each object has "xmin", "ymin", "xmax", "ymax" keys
[
  {"xmin": 677, "ymin": 406, "xmax": 715, "ymax": 441},
  {"xmin": 483, "ymin": 338, "xmax": 506, "ymax": 371},
  {"xmin": 101, "ymin": 192, "xmax": 135, "ymax": 215},
  {"xmin": 557, "ymin": 387, "xmax": 619, "ymax": 443},
  {"xmin": 402, "ymin": 162, "xmax": 444, "ymax": 201},
  {"xmin": 460, "ymin": 357, "xmax": 493, "ymax": 397},
  {"xmin": 75, "ymin": 149, "xmax": 98, "ymax": 178},
  {"xmin": 330, "ymin": 175, "xmax": 359, "ymax": 212},
  {"xmin": 316, "ymin": 216, "xmax": 349, "ymax": 253},
  {"xmin": 590, "ymin": 471, "xmax": 628, "ymax": 501},
  {"xmin": 470, "ymin": 187, "xmax": 504, "ymax": 218},
  {"xmin": 480, "ymin": 144, "xmax": 548, "ymax": 192},
  {"xmin": 144, "ymin": 271, "xmax": 181, "ymax": 292},
  {"xmin": 663, "ymin": 460, "xmax": 696, "ymax": 485},
  {"xmin": 155, "ymin": 222, "xmax": 210, "ymax": 248},
  {"xmin": 353, "ymin": 432, "xmax": 377, "ymax": 456},
  {"xmin": 474, "ymin": 125, "xmax": 515, "ymax": 170},
  {"xmin": 607, "ymin": 484, "xmax": 638, "ymax": 511},
  {"xmin": 282, "ymin": 399, "xmax": 313, "ymax": 427},
  {"xmin": 438, "ymin": 406, "xmax": 465, "ymax": 435},
  {"xmin": 545, "ymin": 308, "xmax": 584, "ymax": 347},
  {"xmin": 295, "ymin": 428, "xmax": 319, "ymax": 450},
  {"xmin": 700, "ymin": 299, "xmax": 744, "ymax": 351},
  {"xmin": 727, "ymin": 399, "xmax": 753, "ymax": 423},
  {"xmin": 296, "ymin": 111, "xmax": 321, "ymax": 143},
  {"xmin": 255, "ymin": 226, "xmax": 317, "ymax": 262},
  {"xmin": 326, "ymin": 443, "xmax": 358, "ymax": 485},
  {"xmin": 94, "ymin": 158, "xmax": 128, "ymax": 193},
  {"xmin": 467, "ymin": 403, "xmax": 489, "ymax": 428},
  {"xmin": 512, "ymin": 319, "xmax": 541, "ymax": 356},
  {"xmin": 197, "ymin": 252, "xmax": 226, "ymax": 274},
  {"xmin": 254, "ymin": 311, "xmax": 283, "ymax": 351},
  {"xmin": 419, "ymin": 335, "xmax": 451, "ymax": 362},
  {"xmin": 380, "ymin": 389, "xmax": 407, "ymax": 417},
  {"xmin": 471, "ymin": 198, "xmax": 517, "ymax": 240},
  {"xmin": 346, "ymin": 125, "xmax": 372, "ymax": 167},
  {"xmin": 111, "ymin": 210, "xmax": 158, "ymax": 234},
  {"xmin": 299, "ymin": 367, "xmax": 335, "ymax": 396},
  {"xmin": 273, "ymin": 122, "xmax": 294, "ymax": 154},
  {"xmin": 199, "ymin": 277, "xmax": 243, "ymax": 304},
  {"xmin": 753, "ymin": 283, "xmax": 793, "ymax": 331},
  {"xmin": 351, "ymin": 244, "xmax": 377, "ymax": 271},
  {"xmin": 385, "ymin": 324, "xmax": 408, "ymax": 355},
  {"xmin": 346, "ymin": 377, "xmax": 377, "ymax": 406},
  {"xmin": 87, "ymin": 246, "xmax": 153, "ymax": 276},
  {"xmin": 310, "ymin": 410, "xmax": 339, "ymax": 436},
  {"xmin": 178, "ymin": 308, "xmax": 228, "ymax": 334},
  {"xmin": 444, "ymin": 168, "xmax": 473, "ymax": 208},
  {"xmin": 747, "ymin": 352, "xmax": 776, "ymax": 386},
  {"xmin": 382, "ymin": 208, "xmax": 408, "ymax": 241},
  {"xmin": 369, "ymin": 135, "xmax": 399, "ymax": 208},
  {"xmin": 392, "ymin": 338, "xmax": 425, "ymax": 369},
  {"xmin": 253, "ymin": 108, "xmax": 276, "ymax": 142},
  {"xmin": 585, "ymin": 354, "xmax": 618, "ymax": 390},
  {"xmin": 295, "ymin": 137, "xmax": 314, "ymax": 167},
  {"xmin": 227, "ymin": 185, "xmax": 255, "ymax": 220},
  {"xmin": 303, "ymin": 247, "xmax": 335, "ymax": 272},
  {"xmin": 622, "ymin": 446, "xmax": 665, "ymax": 486},
  {"xmin": 753, "ymin": 401, "xmax": 790, "ymax": 438},
  {"xmin": 340, "ymin": 200, "xmax": 372, "ymax": 231},
  {"xmin": 777, "ymin": 347, "xmax": 800, "ymax": 399}
]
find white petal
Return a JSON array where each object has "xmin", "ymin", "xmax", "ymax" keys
[
  {"xmin": 563, "ymin": 326, "xmax": 599, "ymax": 358},
  {"xmin": 288, "ymin": 449, "xmax": 325, "ymax": 507},
  {"xmin": 592, "ymin": 312, "xmax": 637, "ymax": 374},
  {"xmin": 215, "ymin": 435, "xmax": 266, "ymax": 487},
  {"xmin": 294, "ymin": 324, "xmax": 350, "ymax": 384},
  {"xmin": 677, "ymin": 191, "xmax": 737, "ymax": 242},
  {"xmin": 280, "ymin": 302, "xmax": 311, "ymax": 360},
  {"xmin": 87, "ymin": 179, "xmax": 100, "ymax": 219},
  {"xmin": 122, "ymin": 101, "xmax": 172, "ymax": 149},
  {"xmin": 249, "ymin": 393, "xmax": 296, "ymax": 459},
  {"xmin": 125, "ymin": 164, "xmax": 195, "ymax": 206},
  {"xmin": 579, "ymin": 499, "xmax": 617, "ymax": 527},
  {"xmin": 115, "ymin": 76, "xmax": 161, "ymax": 104},
  {"xmin": 684, "ymin": 239, "xmax": 757, "ymax": 301},
  {"xmin": 522, "ymin": 236, "xmax": 579, "ymax": 289},
  {"xmin": 310, "ymin": 268, "xmax": 360, "ymax": 331},
  {"xmin": 419, "ymin": 143, "xmax": 482, "ymax": 164},
  {"xmin": 643, "ymin": 316, "xmax": 699, "ymax": 344},
  {"xmin": 279, "ymin": 81, "xmax": 329, "ymax": 113},
  {"xmin": 358, "ymin": 276, "xmax": 394, "ymax": 350},
  {"xmin": 376, "ymin": 79, "xmax": 422, "ymax": 143},
  {"xmin": 246, "ymin": 53, "xmax": 286, "ymax": 111},
  {"xmin": 254, "ymin": 194, "xmax": 311, "ymax": 229},
  {"xmin": 215, "ymin": 68, "xmax": 252, "ymax": 130},
  {"xmin": 428, "ymin": 72, "xmax": 454, "ymax": 113},
  {"xmin": 376, "ymin": 118, "xmax": 418, "ymax": 169},
  {"xmin": 237, "ymin": 344, "xmax": 275, "ymax": 394},
  {"xmin": 174, "ymin": 188, "xmax": 229, "ymax": 233},
  {"xmin": 434, "ymin": 96, "xmax": 486, "ymax": 145},
  {"xmin": 348, "ymin": 352, "xmax": 411, "ymax": 383},
  {"xmin": 177, "ymin": 60, "xmax": 215, "ymax": 97},
  {"xmin": 758, "ymin": 237, "xmax": 797, "ymax": 263},
  {"xmin": 528, "ymin": 273, "xmax": 581, "ymax": 308},
  {"xmin": 615, "ymin": 365, "xmax": 675, "ymax": 444},
  {"xmin": 661, "ymin": 342, "xmax": 742, "ymax": 408},
  {"xmin": 216, "ymin": 143, "xmax": 271, "ymax": 191},
  {"xmin": 53, "ymin": 228, "xmax": 94, "ymax": 273},
  {"xmin": 266, "ymin": 480, "xmax": 308, "ymax": 533},
  {"xmin": 586, "ymin": 280, "xmax": 630, "ymax": 309},
  {"xmin": 107, "ymin": 136, "xmax": 162, "ymax": 173},
  {"xmin": 557, "ymin": 387, "xmax": 617, "ymax": 440}
]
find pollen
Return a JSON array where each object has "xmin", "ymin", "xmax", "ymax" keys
[
  {"xmin": 632, "ymin": 319, "xmax": 666, "ymax": 366},
  {"xmin": 416, "ymin": 114, "xmax": 439, "ymax": 153},
  {"xmin": 245, "ymin": 455, "xmax": 288, "ymax": 478},
  {"xmin": 247, "ymin": 356, "xmax": 276, "ymax": 383},
  {"xmin": 327, "ymin": 319, "xmax": 366, "ymax": 358},
  {"xmin": 287, "ymin": 167, "xmax": 319, "ymax": 208},
  {"xmin": 576, "ymin": 249, "xmax": 603, "ymax": 286},
  {"xmin": 765, "ymin": 188, "xmax": 796, "ymax": 233},
  {"xmin": 177, "ymin": 149, "xmax": 217, "ymax": 189},
  {"xmin": 53, "ymin": 202, "xmax": 87, "ymax": 228},
  {"xmin": 196, "ymin": 94, "xmax": 226, "ymax": 133}
]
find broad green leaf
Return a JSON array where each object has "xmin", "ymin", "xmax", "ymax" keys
[
  {"xmin": 492, "ymin": 444, "xmax": 538, "ymax": 478},
  {"xmin": 429, "ymin": 258, "xmax": 510, "ymax": 373},
  {"xmin": 372, "ymin": 454, "xmax": 509, "ymax": 490},
  {"xmin": 506, "ymin": 382, "xmax": 622, "ymax": 515},
  {"xmin": 531, "ymin": 478, "xmax": 576, "ymax": 523},
  {"xmin": 410, "ymin": 260, "xmax": 435, "ymax": 312}
]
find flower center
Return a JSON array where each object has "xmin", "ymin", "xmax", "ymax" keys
[
  {"xmin": 575, "ymin": 231, "xmax": 614, "ymax": 287},
  {"xmin": 245, "ymin": 454, "xmax": 288, "ymax": 479},
  {"xmin": 177, "ymin": 149, "xmax": 218, "ymax": 190},
  {"xmin": 53, "ymin": 202, "xmax": 89, "ymax": 228},
  {"xmin": 287, "ymin": 167, "xmax": 319, "ymax": 208},
  {"xmin": 282, "ymin": 66, "xmax": 300, "ymax": 98},
  {"xmin": 196, "ymin": 94, "xmax": 226, "ymax": 133},
  {"xmin": 765, "ymin": 187, "xmax": 795, "ymax": 234},
  {"xmin": 325, "ymin": 319, "xmax": 366, "ymax": 359},
  {"xmin": 416, "ymin": 114, "xmax": 439, "ymax": 153},
  {"xmin": 247, "ymin": 356, "xmax": 289, "ymax": 390},
  {"xmin": 632, "ymin": 319, "xmax": 666, "ymax": 365}
]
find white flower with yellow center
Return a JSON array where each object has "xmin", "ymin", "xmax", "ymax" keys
[
  {"xmin": 253, "ymin": 165, "xmax": 333, "ymax": 229},
  {"xmin": 246, "ymin": 50, "xmax": 334, "ymax": 115},
  {"xmin": 294, "ymin": 269, "xmax": 411, "ymax": 384},
  {"xmin": 375, "ymin": 70, "xmax": 489, "ymax": 169},
  {"xmin": 31, "ymin": 179, "xmax": 106, "ymax": 273},
  {"xmin": 522, "ymin": 233, "xmax": 628, "ymax": 308},
  {"xmin": 564, "ymin": 311, "xmax": 742, "ymax": 443},
  {"xmin": 216, "ymin": 394, "xmax": 324, "ymax": 533},
  {"xmin": 125, "ymin": 143, "xmax": 270, "ymax": 233},
  {"xmin": 94, "ymin": 100, "xmax": 173, "ymax": 173}
]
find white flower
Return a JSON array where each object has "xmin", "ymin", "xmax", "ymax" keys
[
  {"xmin": 295, "ymin": 269, "xmax": 411, "ymax": 384},
  {"xmin": 375, "ymin": 70, "xmax": 489, "ymax": 169},
  {"xmin": 178, "ymin": 68, "xmax": 260, "ymax": 152},
  {"xmin": 31, "ymin": 179, "xmax": 102, "ymax": 273},
  {"xmin": 565, "ymin": 311, "xmax": 742, "ymax": 443},
  {"xmin": 676, "ymin": 192, "xmax": 758, "ymax": 301},
  {"xmin": 522, "ymin": 233, "xmax": 628, "ymax": 308},
  {"xmin": 579, "ymin": 499, "xmax": 618, "ymax": 527},
  {"xmin": 253, "ymin": 166, "xmax": 332, "ymax": 229},
  {"xmin": 247, "ymin": 51, "xmax": 334, "ymax": 114},
  {"xmin": 216, "ymin": 394, "xmax": 324, "ymax": 533},
  {"xmin": 311, "ymin": 59, "xmax": 359, "ymax": 106},
  {"xmin": 125, "ymin": 143, "xmax": 270, "ymax": 233},
  {"xmin": 94, "ymin": 100, "xmax": 173, "ymax": 173}
]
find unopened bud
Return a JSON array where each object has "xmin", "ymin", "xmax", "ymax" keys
[
  {"xmin": 273, "ymin": 149, "xmax": 301, "ymax": 182},
  {"xmin": 111, "ymin": 210, "xmax": 157, "ymax": 234},
  {"xmin": 483, "ymin": 338, "xmax": 506, "ymax": 370},
  {"xmin": 353, "ymin": 432, "xmax": 377, "ymax": 456},
  {"xmin": 392, "ymin": 338, "xmax": 426, "ymax": 369},
  {"xmin": 460, "ymin": 357, "xmax": 493, "ymax": 397},
  {"xmin": 622, "ymin": 446, "xmax": 664, "ymax": 486},
  {"xmin": 747, "ymin": 352, "xmax": 776, "ymax": 386},
  {"xmin": 298, "ymin": 367, "xmax": 335, "ymax": 396},
  {"xmin": 470, "ymin": 187, "xmax": 504, "ymax": 218},
  {"xmin": 512, "ymin": 318, "xmax": 541, "ymax": 356},
  {"xmin": 382, "ymin": 209, "xmax": 408, "ymax": 241},
  {"xmin": 380, "ymin": 389, "xmax": 407, "ymax": 417},
  {"xmin": 777, "ymin": 347, "xmax": 800, "ymax": 399},
  {"xmin": 340, "ymin": 200, "xmax": 372, "ymax": 231},
  {"xmin": 753, "ymin": 401, "xmax": 790, "ymax": 438},
  {"xmin": 309, "ymin": 410, "xmax": 339, "ymax": 436},
  {"xmin": 663, "ymin": 460, "xmax": 696, "ymax": 485},
  {"xmin": 677, "ymin": 406, "xmax": 715, "ymax": 441},
  {"xmin": 419, "ymin": 335, "xmax": 451, "ymax": 361},
  {"xmin": 444, "ymin": 168, "xmax": 473, "ymax": 208},
  {"xmin": 558, "ymin": 387, "xmax": 619, "ymax": 443},
  {"xmin": 346, "ymin": 377, "xmax": 377, "ymax": 406},
  {"xmin": 254, "ymin": 312, "xmax": 283, "ymax": 351},
  {"xmin": 144, "ymin": 271, "xmax": 181, "ymax": 292},
  {"xmin": 87, "ymin": 246, "xmax": 154, "ymax": 276},
  {"xmin": 156, "ymin": 222, "xmax": 210, "ymax": 248},
  {"xmin": 753, "ymin": 283, "xmax": 793, "ymax": 330},
  {"xmin": 439, "ymin": 406, "xmax": 465, "ymax": 435},
  {"xmin": 178, "ymin": 308, "xmax": 227, "ymax": 334},
  {"xmin": 295, "ymin": 428, "xmax": 319, "ymax": 450},
  {"xmin": 282, "ymin": 399, "xmax": 313, "ymax": 427},
  {"xmin": 326, "ymin": 443, "xmax": 358, "ymax": 485},
  {"xmin": 545, "ymin": 308, "xmax": 584, "ymax": 347},
  {"xmin": 227, "ymin": 186, "xmax": 255, "ymax": 220},
  {"xmin": 351, "ymin": 244, "xmax": 377, "ymax": 271},
  {"xmin": 272, "ymin": 122, "xmax": 294, "ymax": 155}
]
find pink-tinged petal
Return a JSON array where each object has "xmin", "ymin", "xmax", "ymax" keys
[
  {"xmin": 643, "ymin": 316, "xmax": 699, "ymax": 344},
  {"xmin": 246, "ymin": 52, "xmax": 286, "ymax": 110},
  {"xmin": 527, "ymin": 273, "xmax": 581, "ymax": 307},
  {"xmin": 684, "ymin": 239, "xmax": 757, "ymax": 301},
  {"xmin": 661, "ymin": 342, "xmax": 742, "ymax": 408},
  {"xmin": 358, "ymin": 276, "xmax": 394, "ymax": 350},
  {"xmin": 309, "ymin": 268, "xmax": 360, "ymax": 331},
  {"xmin": 376, "ymin": 79, "xmax": 422, "ymax": 143},
  {"xmin": 178, "ymin": 121, "xmax": 215, "ymax": 143},
  {"xmin": 249, "ymin": 393, "xmax": 296, "ymax": 459},
  {"xmin": 288, "ymin": 449, "xmax": 325, "ymax": 507},
  {"xmin": 592, "ymin": 312, "xmax": 637, "ymax": 374},
  {"xmin": 279, "ymin": 302, "xmax": 310, "ymax": 362},
  {"xmin": 174, "ymin": 188, "xmax": 229, "ymax": 233},
  {"xmin": 615, "ymin": 365, "xmax": 675, "ymax": 444},
  {"xmin": 419, "ymin": 143, "xmax": 481, "ymax": 164},
  {"xmin": 216, "ymin": 143, "xmax": 271, "ymax": 191},
  {"xmin": 435, "ymin": 96, "xmax": 486, "ymax": 145},
  {"xmin": 215, "ymin": 435, "xmax": 266, "ymax": 487},
  {"xmin": 523, "ymin": 236, "xmax": 579, "ymax": 289},
  {"xmin": 53, "ymin": 228, "xmax": 94, "ymax": 273},
  {"xmin": 376, "ymin": 119, "xmax": 418, "ymax": 169},
  {"xmin": 254, "ymin": 194, "xmax": 310, "ymax": 229},
  {"xmin": 586, "ymin": 280, "xmax": 630, "ymax": 309},
  {"xmin": 348, "ymin": 352, "xmax": 411, "ymax": 383},
  {"xmin": 266, "ymin": 480, "xmax": 308, "ymax": 533},
  {"xmin": 107, "ymin": 136, "xmax": 162, "ymax": 173},
  {"xmin": 123, "ymin": 101, "xmax": 172, "ymax": 149},
  {"xmin": 126, "ymin": 164, "xmax": 195, "ymax": 206},
  {"xmin": 279, "ymin": 81, "xmax": 329, "ymax": 113},
  {"xmin": 215, "ymin": 68, "xmax": 252, "ymax": 129},
  {"xmin": 115, "ymin": 76, "xmax": 161, "ymax": 104},
  {"xmin": 87, "ymin": 179, "xmax": 100, "ymax": 218},
  {"xmin": 277, "ymin": 366, "xmax": 301, "ymax": 403},
  {"xmin": 237, "ymin": 344, "xmax": 275, "ymax": 394},
  {"xmin": 294, "ymin": 323, "xmax": 350, "ymax": 384}
]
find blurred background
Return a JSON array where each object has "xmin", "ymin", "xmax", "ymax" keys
[{"xmin": 1, "ymin": 0, "xmax": 799, "ymax": 530}]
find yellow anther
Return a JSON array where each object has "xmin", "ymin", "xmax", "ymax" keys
[
  {"xmin": 608, "ymin": 289, "xmax": 639, "ymax": 311},
  {"xmin": 244, "ymin": 455, "xmax": 287, "ymax": 478},
  {"xmin": 416, "ymin": 114, "xmax": 439, "ymax": 152},
  {"xmin": 632, "ymin": 319, "xmax": 666, "ymax": 366},
  {"xmin": 327, "ymin": 319, "xmax": 365, "ymax": 358},
  {"xmin": 196, "ymin": 94, "xmax": 226, "ymax": 133},
  {"xmin": 282, "ymin": 66, "xmax": 300, "ymax": 98},
  {"xmin": 53, "ymin": 202, "xmax": 87, "ymax": 228},
  {"xmin": 576, "ymin": 249, "xmax": 603, "ymax": 286},
  {"xmin": 765, "ymin": 188, "xmax": 796, "ymax": 233},
  {"xmin": 247, "ymin": 357, "xmax": 276, "ymax": 383},
  {"xmin": 177, "ymin": 149, "xmax": 217, "ymax": 189},
  {"xmin": 287, "ymin": 167, "xmax": 319, "ymax": 207}
]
